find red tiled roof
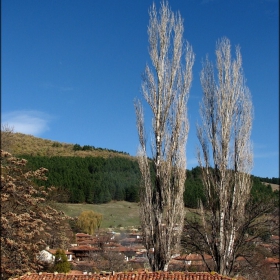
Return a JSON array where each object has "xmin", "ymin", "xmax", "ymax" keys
[
  {"xmin": 128, "ymin": 257, "xmax": 148, "ymax": 263},
  {"xmin": 235, "ymin": 256, "xmax": 246, "ymax": 262},
  {"xmin": 174, "ymin": 254, "xmax": 212, "ymax": 261},
  {"xmin": 72, "ymin": 261, "xmax": 95, "ymax": 267},
  {"xmin": 271, "ymin": 235, "xmax": 279, "ymax": 241},
  {"xmin": 47, "ymin": 249, "xmax": 57, "ymax": 255},
  {"xmin": 260, "ymin": 243, "xmax": 273, "ymax": 249},
  {"xmin": 110, "ymin": 246, "xmax": 137, "ymax": 252},
  {"xmin": 68, "ymin": 270, "xmax": 85, "ymax": 275},
  {"xmin": 76, "ymin": 233, "xmax": 92, "ymax": 237},
  {"xmin": 103, "ymin": 242, "xmax": 122, "ymax": 248},
  {"xmin": 45, "ymin": 249, "xmax": 73, "ymax": 256},
  {"xmin": 78, "ymin": 240, "xmax": 97, "ymax": 245},
  {"xmin": 265, "ymin": 257, "xmax": 280, "ymax": 264},
  {"xmin": 121, "ymin": 238, "xmax": 138, "ymax": 242},
  {"xmin": 11, "ymin": 271, "xmax": 236, "ymax": 280},
  {"xmin": 70, "ymin": 245, "xmax": 100, "ymax": 251}
]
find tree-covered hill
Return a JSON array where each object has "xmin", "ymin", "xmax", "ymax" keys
[{"xmin": 2, "ymin": 131, "xmax": 279, "ymax": 206}]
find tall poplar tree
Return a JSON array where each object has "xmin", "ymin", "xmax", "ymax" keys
[
  {"xmin": 135, "ymin": 1, "xmax": 194, "ymax": 271},
  {"xmin": 194, "ymin": 37, "xmax": 253, "ymax": 276}
]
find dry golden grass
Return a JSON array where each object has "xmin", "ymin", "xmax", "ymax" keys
[
  {"xmin": 263, "ymin": 182, "xmax": 279, "ymax": 191},
  {"xmin": 3, "ymin": 132, "xmax": 133, "ymax": 159}
]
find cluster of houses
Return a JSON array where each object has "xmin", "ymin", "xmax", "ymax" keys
[
  {"xmin": 38, "ymin": 229, "xmax": 279, "ymax": 275},
  {"xmin": 38, "ymin": 229, "xmax": 149, "ymax": 272}
]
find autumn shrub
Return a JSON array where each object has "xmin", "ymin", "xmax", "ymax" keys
[
  {"xmin": 77, "ymin": 210, "xmax": 103, "ymax": 235},
  {"xmin": 1, "ymin": 150, "xmax": 72, "ymax": 279}
]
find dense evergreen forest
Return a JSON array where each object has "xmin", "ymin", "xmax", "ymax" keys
[
  {"xmin": 19, "ymin": 154, "xmax": 278, "ymax": 208},
  {"xmin": 21, "ymin": 155, "xmax": 140, "ymax": 203}
]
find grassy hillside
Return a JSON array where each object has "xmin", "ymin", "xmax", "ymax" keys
[
  {"xmin": 57, "ymin": 201, "xmax": 141, "ymax": 228},
  {"xmin": 55, "ymin": 201, "xmax": 196, "ymax": 229},
  {"xmin": 2, "ymin": 132, "xmax": 133, "ymax": 159},
  {"xmin": 263, "ymin": 182, "xmax": 279, "ymax": 192}
]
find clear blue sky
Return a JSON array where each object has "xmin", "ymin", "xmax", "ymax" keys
[{"xmin": 2, "ymin": 0, "xmax": 279, "ymax": 178}]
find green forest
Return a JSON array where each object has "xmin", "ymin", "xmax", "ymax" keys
[{"xmin": 19, "ymin": 154, "xmax": 279, "ymax": 208}]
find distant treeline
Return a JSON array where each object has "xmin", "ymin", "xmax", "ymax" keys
[
  {"xmin": 19, "ymin": 155, "xmax": 278, "ymax": 208},
  {"xmin": 258, "ymin": 176, "xmax": 279, "ymax": 185},
  {"xmin": 72, "ymin": 143, "xmax": 129, "ymax": 155}
]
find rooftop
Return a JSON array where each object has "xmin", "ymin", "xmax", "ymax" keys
[{"xmin": 11, "ymin": 271, "xmax": 239, "ymax": 280}]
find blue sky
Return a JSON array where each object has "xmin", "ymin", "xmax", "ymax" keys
[{"xmin": 2, "ymin": 0, "xmax": 279, "ymax": 178}]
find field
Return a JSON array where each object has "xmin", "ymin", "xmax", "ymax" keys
[
  {"xmin": 263, "ymin": 182, "xmax": 279, "ymax": 191},
  {"xmin": 56, "ymin": 201, "xmax": 197, "ymax": 229},
  {"xmin": 57, "ymin": 201, "xmax": 141, "ymax": 228}
]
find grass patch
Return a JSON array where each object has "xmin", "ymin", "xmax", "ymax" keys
[{"xmin": 57, "ymin": 201, "xmax": 141, "ymax": 228}]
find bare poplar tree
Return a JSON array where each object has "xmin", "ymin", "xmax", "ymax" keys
[
  {"xmin": 135, "ymin": 1, "xmax": 194, "ymax": 271},
  {"xmin": 195, "ymin": 37, "xmax": 253, "ymax": 276}
]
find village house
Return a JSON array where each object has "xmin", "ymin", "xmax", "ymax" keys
[
  {"xmin": 38, "ymin": 247, "xmax": 73, "ymax": 264},
  {"xmin": 265, "ymin": 257, "xmax": 280, "ymax": 271},
  {"xmin": 69, "ymin": 245, "xmax": 100, "ymax": 261},
  {"xmin": 169, "ymin": 253, "xmax": 214, "ymax": 271}
]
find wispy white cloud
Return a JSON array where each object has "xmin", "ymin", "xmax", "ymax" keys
[
  {"xmin": 254, "ymin": 151, "xmax": 279, "ymax": 159},
  {"xmin": 2, "ymin": 110, "xmax": 52, "ymax": 136},
  {"xmin": 253, "ymin": 142, "xmax": 279, "ymax": 159},
  {"xmin": 252, "ymin": 142, "xmax": 267, "ymax": 149}
]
